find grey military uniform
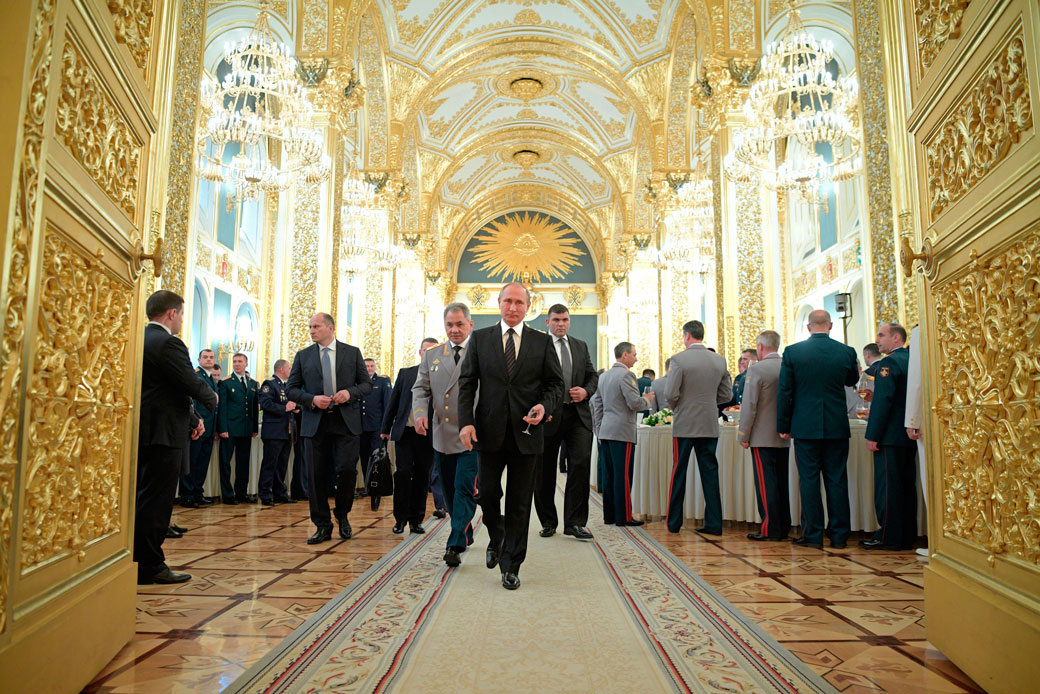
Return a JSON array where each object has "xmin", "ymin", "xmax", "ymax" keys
[
  {"xmin": 666, "ymin": 344, "xmax": 732, "ymax": 437},
  {"xmin": 591, "ymin": 362, "xmax": 653, "ymax": 444},
  {"xmin": 737, "ymin": 353, "xmax": 788, "ymax": 448},
  {"xmin": 650, "ymin": 373, "xmax": 670, "ymax": 414},
  {"xmin": 412, "ymin": 338, "xmax": 472, "ymax": 454}
]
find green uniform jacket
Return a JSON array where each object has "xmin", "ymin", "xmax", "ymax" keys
[
  {"xmin": 777, "ymin": 333, "xmax": 859, "ymax": 439},
  {"xmin": 193, "ymin": 367, "xmax": 219, "ymax": 434},
  {"xmin": 217, "ymin": 373, "xmax": 259, "ymax": 437},
  {"xmin": 865, "ymin": 347, "xmax": 914, "ymax": 446}
]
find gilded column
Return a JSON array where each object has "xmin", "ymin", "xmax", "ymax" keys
[
  {"xmin": 735, "ymin": 181, "xmax": 765, "ymax": 350},
  {"xmin": 710, "ymin": 141, "xmax": 726, "ymax": 359},
  {"xmin": 287, "ymin": 184, "xmax": 320, "ymax": 354}
]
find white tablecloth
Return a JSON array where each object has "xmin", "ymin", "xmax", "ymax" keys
[{"xmin": 594, "ymin": 422, "xmax": 924, "ymax": 533}]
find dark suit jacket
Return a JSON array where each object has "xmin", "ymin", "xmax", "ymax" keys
[
  {"xmin": 865, "ymin": 347, "xmax": 914, "ymax": 446},
  {"xmin": 543, "ymin": 334, "xmax": 597, "ymax": 436},
  {"xmin": 287, "ymin": 340, "xmax": 373, "ymax": 437},
  {"xmin": 362, "ymin": 374, "xmax": 392, "ymax": 432},
  {"xmin": 259, "ymin": 377, "xmax": 293, "ymax": 440},
  {"xmin": 381, "ymin": 365, "xmax": 418, "ymax": 442},
  {"xmin": 193, "ymin": 367, "xmax": 219, "ymax": 433},
  {"xmin": 636, "ymin": 375, "xmax": 653, "ymax": 414},
  {"xmin": 458, "ymin": 323, "xmax": 564, "ymax": 455},
  {"xmin": 139, "ymin": 324, "xmax": 217, "ymax": 449},
  {"xmin": 777, "ymin": 333, "xmax": 860, "ymax": 439}
]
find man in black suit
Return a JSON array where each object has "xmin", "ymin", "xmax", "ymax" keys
[
  {"xmin": 361, "ymin": 358, "xmax": 392, "ymax": 483},
  {"xmin": 459, "ymin": 283, "xmax": 564, "ymax": 590},
  {"xmin": 287, "ymin": 312, "xmax": 372, "ymax": 544},
  {"xmin": 534, "ymin": 304, "xmax": 598, "ymax": 540},
  {"xmin": 777, "ymin": 309, "xmax": 860, "ymax": 549},
  {"xmin": 137, "ymin": 291, "xmax": 218, "ymax": 584},
  {"xmin": 381, "ymin": 338, "xmax": 439, "ymax": 534},
  {"xmin": 258, "ymin": 359, "xmax": 298, "ymax": 506},
  {"xmin": 179, "ymin": 348, "xmax": 219, "ymax": 507}
]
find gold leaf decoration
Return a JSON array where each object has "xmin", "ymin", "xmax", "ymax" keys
[
  {"xmin": 915, "ymin": 0, "xmax": 970, "ymax": 70},
  {"xmin": 105, "ymin": 0, "xmax": 154, "ymax": 75},
  {"xmin": 469, "ymin": 212, "xmax": 584, "ymax": 283}
]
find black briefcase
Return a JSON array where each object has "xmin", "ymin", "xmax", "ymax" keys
[{"xmin": 364, "ymin": 446, "xmax": 394, "ymax": 510}]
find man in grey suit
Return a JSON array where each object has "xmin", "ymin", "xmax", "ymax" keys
[
  {"xmin": 413, "ymin": 303, "xmax": 477, "ymax": 567},
  {"xmin": 738, "ymin": 330, "xmax": 791, "ymax": 542},
  {"xmin": 591, "ymin": 342, "xmax": 654, "ymax": 526},
  {"xmin": 650, "ymin": 358, "xmax": 671, "ymax": 413},
  {"xmin": 665, "ymin": 320, "xmax": 733, "ymax": 535}
]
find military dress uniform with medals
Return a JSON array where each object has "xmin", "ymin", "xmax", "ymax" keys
[
  {"xmin": 217, "ymin": 372, "xmax": 260, "ymax": 502},
  {"xmin": 258, "ymin": 375, "xmax": 296, "ymax": 504},
  {"xmin": 180, "ymin": 366, "xmax": 219, "ymax": 506}
]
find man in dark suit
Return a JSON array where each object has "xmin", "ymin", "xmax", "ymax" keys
[
  {"xmin": 360, "ymin": 358, "xmax": 391, "ymax": 492},
  {"xmin": 777, "ymin": 309, "xmax": 860, "ymax": 549},
  {"xmin": 289, "ymin": 408, "xmax": 307, "ymax": 501},
  {"xmin": 137, "ymin": 291, "xmax": 218, "ymax": 584},
  {"xmin": 258, "ymin": 359, "xmax": 299, "ymax": 506},
  {"xmin": 863, "ymin": 323, "xmax": 917, "ymax": 550},
  {"xmin": 636, "ymin": 369, "xmax": 654, "ymax": 418},
  {"xmin": 287, "ymin": 312, "xmax": 372, "ymax": 544},
  {"xmin": 217, "ymin": 352, "xmax": 260, "ymax": 503},
  {"xmin": 179, "ymin": 348, "xmax": 219, "ymax": 507},
  {"xmin": 459, "ymin": 283, "xmax": 564, "ymax": 591},
  {"xmin": 381, "ymin": 338, "xmax": 439, "ymax": 534},
  {"xmin": 534, "ymin": 304, "xmax": 598, "ymax": 540}
]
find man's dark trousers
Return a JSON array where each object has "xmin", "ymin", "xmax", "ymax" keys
[
  {"xmin": 872, "ymin": 446, "xmax": 917, "ymax": 548},
  {"xmin": 600, "ymin": 440, "xmax": 634, "ymax": 525},
  {"xmin": 534, "ymin": 405, "xmax": 593, "ymax": 529},
  {"xmin": 478, "ymin": 427, "xmax": 536, "ymax": 575},
  {"xmin": 219, "ymin": 436, "xmax": 253, "ymax": 499},
  {"xmin": 360, "ymin": 431, "xmax": 382, "ymax": 474},
  {"xmin": 182, "ymin": 435, "xmax": 214, "ymax": 502},
  {"xmin": 392, "ymin": 427, "xmax": 434, "ymax": 525},
  {"xmin": 793, "ymin": 438, "xmax": 850, "ymax": 545},
  {"xmin": 667, "ymin": 437, "xmax": 722, "ymax": 533},
  {"xmin": 305, "ymin": 409, "xmax": 358, "ymax": 530},
  {"xmin": 259, "ymin": 438, "xmax": 291, "ymax": 501},
  {"xmin": 751, "ymin": 447, "xmax": 791, "ymax": 539},
  {"xmin": 135, "ymin": 444, "xmax": 182, "ymax": 578},
  {"xmin": 290, "ymin": 421, "xmax": 307, "ymax": 499}
]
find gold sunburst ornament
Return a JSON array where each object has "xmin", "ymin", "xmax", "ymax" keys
[{"xmin": 470, "ymin": 212, "xmax": 584, "ymax": 282}]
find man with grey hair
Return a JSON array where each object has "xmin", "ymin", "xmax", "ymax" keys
[
  {"xmin": 738, "ymin": 330, "xmax": 790, "ymax": 541},
  {"xmin": 258, "ymin": 359, "xmax": 298, "ymax": 505},
  {"xmin": 413, "ymin": 302, "xmax": 478, "ymax": 566}
]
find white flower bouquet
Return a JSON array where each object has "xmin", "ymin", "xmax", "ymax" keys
[{"xmin": 643, "ymin": 408, "xmax": 673, "ymax": 427}]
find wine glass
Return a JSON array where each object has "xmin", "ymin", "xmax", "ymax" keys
[{"xmin": 522, "ymin": 408, "xmax": 537, "ymax": 435}]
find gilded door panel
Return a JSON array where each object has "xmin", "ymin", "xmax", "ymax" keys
[
  {"xmin": 904, "ymin": 0, "xmax": 979, "ymax": 103},
  {"xmin": 92, "ymin": 0, "xmax": 157, "ymax": 88}
]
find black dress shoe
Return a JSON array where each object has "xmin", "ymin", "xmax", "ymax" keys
[
  {"xmin": 792, "ymin": 537, "xmax": 824, "ymax": 549},
  {"xmin": 165, "ymin": 527, "xmax": 182, "ymax": 538},
  {"xmin": 432, "ymin": 509, "xmax": 446, "ymax": 519},
  {"xmin": 199, "ymin": 497, "xmax": 215, "ymax": 505},
  {"xmin": 409, "ymin": 523, "xmax": 426, "ymax": 534},
  {"xmin": 486, "ymin": 546, "xmax": 499, "ymax": 569},
  {"xmin": 859, "ymin": 539, "xmax": 907, "ymax": 550},
  {"xmin": 180, "ymin": 498, "xmax": 200, "ymax": 509},
  {"xmin": 274, "ymin": 497, "xmax": 297, "ymax": 504},
  {"xmin": 170, "ymin": 524, "xmax": 188, "ymax": 534},
  {"xmin": 291, "ymin": 496, "xmax": 309, "ymax": 502},
  {"xmin": 238, "ymin": 495, "xmax": 257, "ymax": 504},
  {"xmin": 443, "ymin": 550, "xmax": 461, "ymax": 567},
  {"xmin": 747, "ymin": 533, "xmax": 769, "ymax": 541},
  {"xmin": 539, "ymin": 526, "xmax": 556, "ymax": 538},
  {"xmin": 695, "ymin": 527, "xmax": 722, "ymax": 536},
  {"xmin": 831, "ymin": 540, "xmax": 848, "ymax": 549},
  {"xmin": 620, "ymin": 520, "xmax": 644, "ymax": 527},
  {"xmin": 222, "ymin": 497, "xmax": 239, "ymax": 505},
  {"xmin": 338, "ymin": 518, "xmax": 352, "ymax": 540},
  {"xmin": 392, "ymin": 522, "xmax": 405, "ymax": 534},
  {"xmin": 139, "ymin": 568, "xmax": 191, "ymax": 585},
  {"xmin": 502, "ymin": 572, "xmax": 520, "ymax": 590},
  {"xmin": 307, "ymin": 527, "xmax": 332, "ymax": 544},
  {"xmin": 261, "ymin": 499, "xmax": 275, "ymax": 506},
  {"xmin": 564, "ymin": 525, "xmax": 594, "ymax": 540}
]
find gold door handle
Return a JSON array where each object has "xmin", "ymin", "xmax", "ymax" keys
[
  {"xmin": 899, "ymin": 236, "xmax": 933, "ymax": 276},
  {"xmin": 133, "ymin": 237, "xmax": 164, "ymax": 279}
]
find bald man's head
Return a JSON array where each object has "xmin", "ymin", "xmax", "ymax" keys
[{"xmin": 807, "ymin": 309, "xmax": 832, "ymax": 334}]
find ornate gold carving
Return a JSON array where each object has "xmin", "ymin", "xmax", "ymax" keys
[
  {"xmin": 898, "ymin": 211, "xmax": 919, "ymax": 328},
  {"xmin": 470, "ymin": 212, "xmax": 583, "ymax": 282},
  {"xmin": 626, "ymin": 60, "xmax": 668, "ymax": 120},
  {"xmin": 728, "ymin": 0, "xmax": 756, "ymax": 51},
  {"xmin": 565, "ymin": 285, "xmax": 585, "ymax": 309},
  {"xmin": 933, "ymin": 229, "xmax": 1040, "ymax": 567},
  {"xmin": 736, "ymin": 181, "xmax": 765, "ymax": 350},
  {"xmin": 359, "ymin": 14, "xmax": 387, "ymax": 168},
  {"xmin": 106, "ymin": 0, "xmax": 154, "ymax": 75},
  {"xmin": 711, "ymin": 141, "xmax": 725, "ymax": 358},
  {"xmin": 196, "ymin": 242, "xmax": 212, "ymax": 271},
  {"xmin": 667, "ymin": 12, "xmax": 697, "ymax": 169},
  {"xmin": 925, "ymin": 33, "xmax": 1031, "ymax": 219},
  {"xmin": 670, "ymin": 270, "xmax": 689, "ymax": 356},
  {"xmin": 467, "ymin": 284, "xmax": 488, "ymax": 309},
  {"xmin": 21, "ymin": 231, "xmax": 133, "ymax": 570},
  {"xmin": 387, "ymin": 62, "xmax": 427, "ymax": 122},
  {"xmin": 55, "ymin": 38, "xmax": 142, "ymax": 218},
  {"xmin": 363, "ymin": 271, "xmax": 384, "ymax": 364},
  {"xmin": 302, "ymin": 0, "xmax": 329, "ymax": 53},
  {"xmin": 915, "ymin": 0, "xmax": 970, "ymax": 70},
  {"xmin": 494, "ymin": 70, "xmax": 559, "ymax": 102},
  {"xmin": 842, "ymin": 241, "xmax": 862, "ymax": 274},
  {"xmin": 288, "ymin": 184, "xmax": 320, "ymax": 354}
]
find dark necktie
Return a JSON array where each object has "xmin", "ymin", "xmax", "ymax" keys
[
  {"xmin": 504, "ymin": 328, "xmax": 517, "ymax": 376},
  {"xmin": 452, "ymin": 344, "xmax": 461, "ymax": 364},
  {"xmin": 239, "ymin": 375, "xmax": 246, "ymax": 388},
  {"xmin": 558, "ymin": 337, "xmax": 572, "ymax": 401}
]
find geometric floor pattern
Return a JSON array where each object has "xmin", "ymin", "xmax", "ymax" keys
[{"xmin": 83, "ymin": 488, "xmax": 984, "ymax": 693}]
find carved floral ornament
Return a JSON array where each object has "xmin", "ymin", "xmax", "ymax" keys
[{"xmin": 915, "ymin": 0, "xmax": 971, "ymax": 71}]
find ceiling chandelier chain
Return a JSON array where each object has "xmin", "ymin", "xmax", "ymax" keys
[
  {"xmin": 197, "ymin": 0, "xmax": 331, "ymax": 202},
  {"xmin": 724, "ymin": 0, "xmax": 862, "ymax": 206}
]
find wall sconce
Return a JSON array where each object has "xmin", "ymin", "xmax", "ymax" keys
[
  {"xmin": 400, "ymin": 231, "xmax": 421, "ymax": 249},
  {"xmin": 425, "ymin": 270, "xmax": 442, "ymax": 285},
  {"xmin": 631, "ymin": 232, "xmax": 652, "ymax": 251},
  {"xmin": 611, "ymin": 271, "xmax": 628, "ymax": 285}
]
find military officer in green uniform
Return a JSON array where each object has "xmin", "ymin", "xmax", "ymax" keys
[
  {"xmin": 180, "ymin": 348, "xmax": 220, "ymax": 507},
  {"xmin": 218, "ymin": 352, "xmax": 260, "ymax": 503},
  {"xmin": 862, "ymin": 323, "xmax": 917, "ymax": 550}
]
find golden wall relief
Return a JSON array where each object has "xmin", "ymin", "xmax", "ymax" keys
[
  {"xmin": 301, "ymin": 0, "xmax": 329, "ymax": 54},
  {"xmin": 933, "ymin": 227, "xmax": 1040, "ymax": 567},
  {"xmin": 105, "ymin": 0, "xmax": 154, "ymax": 76},
  {"xmin": 670, "ymin": 270, "xmax": 689, "ymax": 356},
  {"xmin": 362, "ymin": 271, "xmax": 383, "ymax": 365},
  {"xmin": 711, "ymin": 141, "xmax": 725, "ymax": 358},
  {"xmin": 914, "ymin": 0, "xmax": 970, "ymax": 70},
  {"xmin": 666, "ymin": 13, "xmax": 697, "ymax": 170},
  {"xmin": 20, "ymin": 230, "xmax": 134, "ymax": 570},
  {"xmin": 161, "ymin": 0, "xmax": 205, "ymax": 298},
  {"xmin": 359, "ymin": 13, "xmax": 387, "ymax": 168},
  {"xmin": 0, "ymin": 0, "xmax": 56, "ymax": 635},
  {"xmin": 55, "ymin": 38, "xmax": 142, "ymax": 218},
  {"xmin": 736, "ymin": 181, "xmax": 765, "ymax": 352},
  {"xmin": 924, "ymin": 32, "xmax": 1031, "ymax": 219},
  {"xmin": 288, "ymin": 183, "xmax": 319, "ymax": 355}
]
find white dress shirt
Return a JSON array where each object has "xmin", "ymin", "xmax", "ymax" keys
[
  {"xmin": 500, "ymin": 320, "xmax": 523, "ymax": 355},
  {"xmin": 318, "ymin": 339, "xmax": 337, "ymax": 391}
]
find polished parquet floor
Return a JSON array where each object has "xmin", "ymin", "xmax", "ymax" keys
[{"xmin": 83, "ymin": 495, "xmax": 983, "ymax": 694}]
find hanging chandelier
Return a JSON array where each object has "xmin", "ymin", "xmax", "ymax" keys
[
  {"xmin": 197, "ymin": 1, "xmax": 330, "ymax": 202},
  {"xmin": 339, "ymin": 168, "xmax": 378, "ymax": 276},
  {"xmin": 724, "ymin": 1, "xmax": 861, "ymax": 205},
  {"xmin": 663, "ymin": 177, "xmax": 715, "ymax": 274}
]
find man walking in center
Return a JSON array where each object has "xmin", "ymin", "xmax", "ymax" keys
[
  {"xmin": 458, "ymin": 283, "xmax": 563, "ymax": 590},
  {"xmin": 258, "ymin": 359, "xmax": 299, "ymax": 506},
  {"xmin": 287, "ymin": 313, "xmax": 372, "ymax": 544},
  {"xmin": 777, "ymin": 309, "xmax": 860, "ymax": 549},
  {"xmin": 665, "ymin": 320, "xmax": 732, "ymax": 535},
  {"xmin": 534, "ymin": 303, "xmax": 598, "ymax": 541},
  {"xmin": 217, "ymin": 352, "xmax": 260, "ymax": 503}
]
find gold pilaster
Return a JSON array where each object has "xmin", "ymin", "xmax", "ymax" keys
[
  {"xmin": 287, "ymin": 184, "xmax": 320, "ymax": 355},
  {"xmin": 735, "ymin": 180, "xmax": 765, "ymax": 351},
  {"xmin": 710, "ymin": 140, "xmax": 726, "ymax": 358}
]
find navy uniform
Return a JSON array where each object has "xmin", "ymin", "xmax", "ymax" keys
[
  {"xmin": 180, "ymin": 367, "xmax": 219, "ymax": 506},
  {"xmin": 258, "ymin": 375, "xmax": 297, "ymax": 504},
  {"xmin": 360, "ymin": 373, "xmax": 391, "ymax": 471},
  {"xmin": 217, "ymin": 371, "xmax": 260, "ymax": 502},
  {"xmin": 864, "ymin": 346, "xmax": 916, "ymax": 549}
]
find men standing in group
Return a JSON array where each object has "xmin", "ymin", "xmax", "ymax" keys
[
  {"xmin": 180, "ymin": 348, "xmax": 220, "ymax": 507},
  {"xmin": 777, "ymin": 309, "xmax": 860, "ymax": 549},
  {"xmin": 414, "ymin": 303, "xmax": 478, "ymax": 567},
  {"xmin": 863, "ymin": 323, "xmax": 917, "ymax": 550},
  {"xmin": 258, "ymin": 359, "xmax": 298, "ymax": 506},
  {"xmin": 727, "ymin": 349, "xmax": 758, "ymax": 408},
  {"xmin": 361, "ymin": 358, "xmax": 391, "ymax": 476},
  {"xmin": 534, "ymin": 304, "xmax": 598, "ymax": 541},
  {"xmin": 737, "ymin": 331, "xmax": 791, "ymax": 541},
  {"xmin": 381, "ymin": 338, "xmax": 439, "ymax": 534},
  {"xmin": 458, "ymin": 284, "xmax": 563, "ymax": 590},
  {"xmin": 137, "ymin": 291, "xmax": 217, "ymax": 584},
  {"xmin": 650, "ymin": 358, "xmax": 671, "ymax": 414},
  {"xmin": 863, "ymin": 343, "xmax": 883, "ymax": 376},
  {"xmin": 666, "ymin": 320, "xmax": 732, "ymax": 535},
  {"xmin": 591, "ymin": 342, "xmax": 654, "ymax": 527},
  {"xmin": 287, "ymin": 313, "xmax": 373, "ymax": 544},
  {"xmin": 636, "ymin": 369, "xmax": 654, "ymax": 418},
  {"xmin": 218, "ymin": 353, "xmax": 260, "ymax": 504}
]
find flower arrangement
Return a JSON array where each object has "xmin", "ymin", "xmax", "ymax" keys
[{"xmin": 643, "ymin": 408, "xmax": 673, "ymax": 427}]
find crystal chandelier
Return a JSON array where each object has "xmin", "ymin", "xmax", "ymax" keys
[
  {"xmin": 339, "ymin": 168, "xmax": 378, "ymax": 276},
  {"xmin": 197, "ymin": 1, "xmax": 330, "ymax": 202},
  {"xmin": 663, "ymin": 177, "xmax": 715, "ymax": 274},
  {"xmin": 724, "ymin": 1, "xmax": 861, "ymax": 205}
]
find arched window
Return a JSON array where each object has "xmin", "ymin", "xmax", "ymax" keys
[
  {"xmin": 190, "ymin": 279, "xmax": 209, "ymax": 361},
  {"xmin": 234, "ymin": 302, "xmax": 259, "ymax": 373}
]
